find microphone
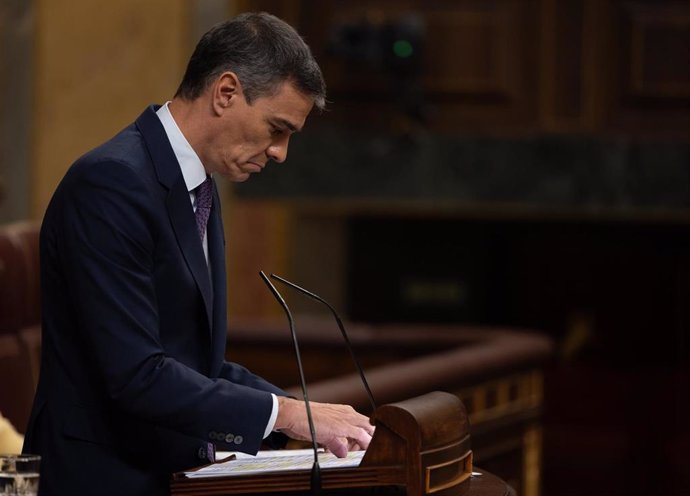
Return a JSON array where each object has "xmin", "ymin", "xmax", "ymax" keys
[
  {"xmin": 270, "ymin": 273, "xmax": 377, "ymax": 413},
  {"xmin": 259, "ymin": 271, "xmax": 321, "ymax": 496}
]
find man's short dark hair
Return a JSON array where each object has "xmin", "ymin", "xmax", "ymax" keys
[{"xmin": 175, "ymin": 12, "xmax": 326, "ymax": 110}]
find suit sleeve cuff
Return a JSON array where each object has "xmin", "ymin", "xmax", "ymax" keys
[{"xmin": 263, "ymin": 393, "xmax": 279, "ymax": 439}]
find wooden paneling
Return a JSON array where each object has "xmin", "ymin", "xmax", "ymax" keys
[
  {"xmin": 421, "ymin": 1, "xmax": 540, "ymax": 134},
  {"xmin": 310, "ymin": 1, "xmax": 524, "ymax": 99},
  {"xmin": 0, "ymin": 0, "xmax": 33, "ymax": 223},
  {"xmin": 225, "ymin": 200, "xmax": 294, "ymax": 319},
  {"xmin": 232, "ymin": 0, "xmax": 302, "ymax": 26},
  {"xmin": 626, "ymin": 2, "xmax": 690, "ymax": 99},
  {"xmin": 237, "ymin": 0, "xmax": 689, "ymax": 138},
  {"xmin": 422, "ymin": 8, "xmax": 514, "ymax": 97},
  {"xmin": 31, "ymin": 0, "xmax": 189, "ymax": 217},
  {"xmin": 602, "ymin": 0, "xmax": 690, "ymax": 138},
  {"xmin": 539, "ymin": 0, "xmax": 589, "ymax": 131},
  {"xmin": 295, "ymin": 0, "xmax": 540, "ymax": 134}
]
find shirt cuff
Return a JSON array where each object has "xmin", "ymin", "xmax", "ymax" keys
[{"xmin": 263, "ymin": 393, "xmax": 279, "ymax": 439}]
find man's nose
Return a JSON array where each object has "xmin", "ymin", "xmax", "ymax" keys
[{"xmin": 267, "ymin": 137, "xmax": 289, "ymax": 164}]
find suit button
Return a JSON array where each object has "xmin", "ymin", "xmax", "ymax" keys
[
  {"xmin": 208, "ymin": 431, "xmax": 217, "ymax": 440},
  {"xmin": 234, "ymin": 435, "xmax": 243, "ymax": 445},
  {"xmin": 198, "ymin": 447, "xmax": 207, "ymax": 460},
  {"xmin": 224, "ymin": 433, "xmax": 234, "ymax": 443}
]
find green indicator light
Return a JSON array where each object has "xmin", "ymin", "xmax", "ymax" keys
[{"xmin": 393, "ymin": 39, "xmax": 413, "ymax": 58}]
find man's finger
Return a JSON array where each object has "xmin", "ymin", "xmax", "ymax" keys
[
  {"xmin": 326, "ymin": 437, "xmax": 348, "ymax": 458},
  {"xmin": 347, "ymin": 426, "xmax": 372, "ymax": 451}
]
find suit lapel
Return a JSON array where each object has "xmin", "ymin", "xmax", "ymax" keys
[
  {"xmin": 166, "ymin": 180, "xmax": 214, "ymax": 328},
  {"xmin": 135, "ymin": 106, "xmax": 214, "ymax": 330}
]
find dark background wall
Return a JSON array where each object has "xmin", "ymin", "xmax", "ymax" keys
[{"xmin": 230, "ymin": 1, "xmax": 690, "ymax": 495}]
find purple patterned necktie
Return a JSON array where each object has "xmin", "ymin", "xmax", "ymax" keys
[{"xmin": 194, "ymin": 176, "xmax": 213, "ymax": 242}]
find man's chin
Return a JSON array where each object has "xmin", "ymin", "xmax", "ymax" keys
[{"xmin": 227, "ymin": 172, "xmax": 252, "ymax": 183}]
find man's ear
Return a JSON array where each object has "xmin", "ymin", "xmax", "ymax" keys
[{"xmin": 211, "ymin": 71, "xmax": 242, "ymax": 115}]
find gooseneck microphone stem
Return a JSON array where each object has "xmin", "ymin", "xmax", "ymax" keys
[
  {"xmin": 259, "ymin": 271, "xmax": 321, "ymax": 496},
  {"xmin": 270, "ymin": 273, "xmax": 377, "ymax": 413}
]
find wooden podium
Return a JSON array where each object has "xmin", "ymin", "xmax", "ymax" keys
[{"xmin": 171, "ymin": 391, "xmax": 479, "ymax": 496}]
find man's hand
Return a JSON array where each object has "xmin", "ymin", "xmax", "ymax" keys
[{"xmin": 275, "ymin": 397, "xmax": 374, "ymax": 458}]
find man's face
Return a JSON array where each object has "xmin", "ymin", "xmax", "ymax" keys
[{"xmin": 202, "ymin": 81, "xmax": 314, "ymax": 182}]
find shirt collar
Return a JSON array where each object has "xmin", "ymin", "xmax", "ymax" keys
[{"xmin": 155, "ymin": 101, "xmax": 207, "ymax": 192}]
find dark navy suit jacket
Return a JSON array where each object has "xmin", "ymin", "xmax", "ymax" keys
[{"xmin": 23, "ymin": 106, "xmax": 288, "ymax": 495}]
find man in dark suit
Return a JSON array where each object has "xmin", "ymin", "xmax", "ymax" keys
[{"xmin": 23, "ymin": 12, "xmax": 373, "ymax": 495}]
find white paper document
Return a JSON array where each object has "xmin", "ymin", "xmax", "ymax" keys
[{"xmin": 183, "ymin": 449, "xmax": 365, "ymax": 479}]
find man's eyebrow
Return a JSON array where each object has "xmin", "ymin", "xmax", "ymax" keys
[{"xmin": 272, "ymin": 118, "xmax": 300, "ymax": 133}]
